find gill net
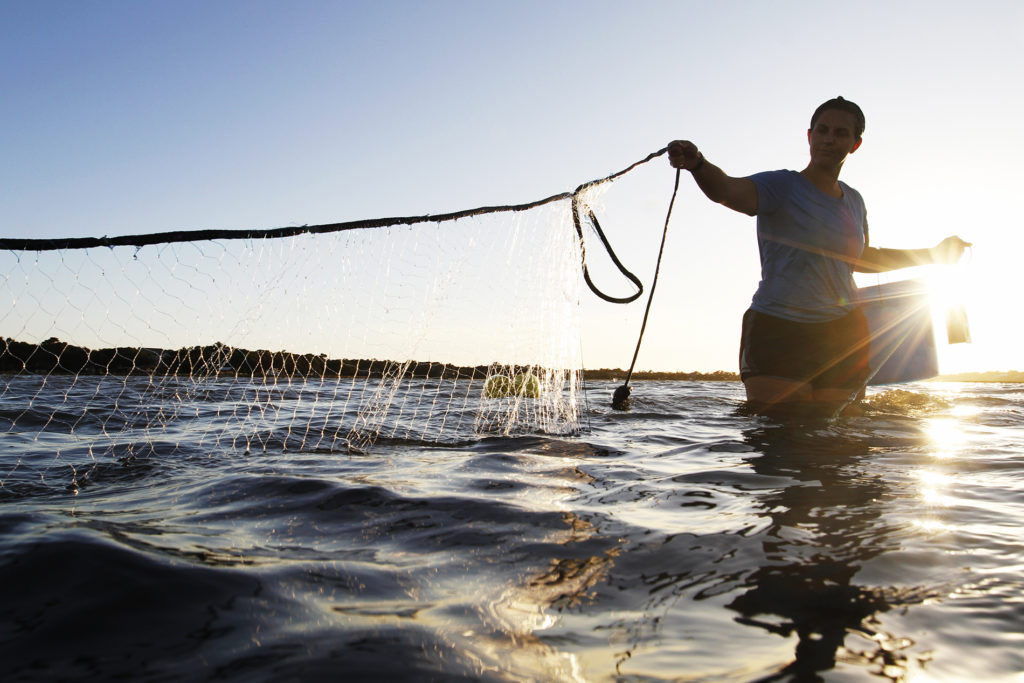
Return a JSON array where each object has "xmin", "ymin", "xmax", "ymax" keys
[{"xmin": 1, "ymin": 149, "xmax": 666, "ymax": 491}]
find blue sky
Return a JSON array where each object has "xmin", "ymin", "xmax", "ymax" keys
[{"xmin": 2, "ymin": 1, "xmax": 1021, "ymax": 372}]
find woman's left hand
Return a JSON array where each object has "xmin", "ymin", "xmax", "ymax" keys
[{"xmin": 931, "ymin": 235, "xmax": 972, "ymax": 264}]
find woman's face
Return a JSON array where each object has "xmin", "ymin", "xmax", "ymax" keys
[{"xmin": 807, "ymin": 109, "xmax": 862, "ymax": 166}]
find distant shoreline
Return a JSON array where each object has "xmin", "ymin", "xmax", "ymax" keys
[
  {"xmin": 2, "ymin": 337, "xmax": 1019, "ymax": 383},
  {"xmin": 586, "ymin": 370, "xmax": 1024, "ymax": 383},
  {"xmin": 929, "ymin": 371, "xmax": 1024, "ymax": 383},
  {"xmin": 582, "ymin": 369, "xmax": 740, "ymax": 382}
]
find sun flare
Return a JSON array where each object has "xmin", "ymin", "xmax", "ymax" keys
[
  {"xmin": 925, "ymin": 269, "xmax": 986, "ymax": 375},
  {"xmin": 924, "ymin": 417, "xmax": 966, "ymax": 459}
]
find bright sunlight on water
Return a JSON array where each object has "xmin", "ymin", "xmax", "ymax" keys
[{"xmin": 2, "ymin": 377, "xmax": 1023, "ymax": 681}]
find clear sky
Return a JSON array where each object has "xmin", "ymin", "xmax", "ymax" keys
[{"xmin": 2, "ymin": 1, "xmax": 1021, "ymax": 373}]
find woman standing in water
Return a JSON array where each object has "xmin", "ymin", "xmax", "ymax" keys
[{"xmin": 668, "ymin": 97, "xmax": 969, "ymax": 414}]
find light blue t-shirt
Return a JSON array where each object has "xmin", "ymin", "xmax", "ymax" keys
[{"xmin": 748, "ymin": 170, "xmax": 868, "ymax": 323}]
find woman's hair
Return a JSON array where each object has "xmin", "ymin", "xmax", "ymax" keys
[{"xmin": 810, "ymin": 96, "xmax": 865, "ymax": 138}]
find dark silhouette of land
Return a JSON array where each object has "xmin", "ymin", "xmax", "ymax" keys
[
  {"xmin": 932, "ymin": 370, "xmax": 1024, "ymax": 382},
  {"xmin": 2, "ymin": 337, "xmax": 1017, "ymax": 383},
  {"xmin": 0, "ymin": 337, "xmax": 739, "ymax": 381},
  {"xmin": 0, "ymin": 337, "xmax": 491, "ymax": 379},
  {"xmin": 581, "ymin": 368, "xmax": 740, "ymax": 381}
]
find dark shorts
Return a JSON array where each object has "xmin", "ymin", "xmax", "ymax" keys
[{"xmin": 739, "ymin": 308, "xmax": 870, "ymax": 392}]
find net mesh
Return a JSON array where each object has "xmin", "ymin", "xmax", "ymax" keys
[
  {"xmin": 1, "ymin": 148, "xmax": 671, "ymax": 494},
  {"xmin": 0, "ymin": 196, "xmax": 597, "ymax": 493}
]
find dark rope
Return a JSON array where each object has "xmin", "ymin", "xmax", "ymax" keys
[
  {"xmin": 0, "ymin": 199, "xmax": 572, "ymax": 252},
  {"xmin": 0, "ymin": 148, "xmax": 668, "ymax": 253},
  {"xmin": 612, "ymin": 169, "xmax": 681, "ymax": 410}
]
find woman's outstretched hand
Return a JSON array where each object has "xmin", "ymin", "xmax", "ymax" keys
[{"xmin": 931, "ymin": 235, "xmax": 972, "ymax": 264}]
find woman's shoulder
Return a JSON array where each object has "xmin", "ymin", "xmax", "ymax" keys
[
  {"xmin": 748, "ymin": 170, "xmax": 801, "ymax": 207},
  {"xmin": 750, "ymin": 168, "xmax": 799, "ymax": 181},
  {"xmin": 749, "ymin": 169, "xmax": 800, "ymax": 191},
  {"xmin": 839, "ymin": 181, "xmax": 866, "ymax": 206}
]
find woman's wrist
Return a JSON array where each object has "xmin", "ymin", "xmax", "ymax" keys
[{"xmin": 690, "ymin": 152, "xmax": 706, "ymax": 173}]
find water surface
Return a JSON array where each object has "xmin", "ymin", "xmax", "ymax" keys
[{"xmin": 2, "ymin": 377, "xmax": 1021, "ymax": 681}]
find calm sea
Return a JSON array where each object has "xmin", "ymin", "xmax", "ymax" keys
[{"xmin": 1, "ymin": 377, "xmax": 1022, "ymax": 681}]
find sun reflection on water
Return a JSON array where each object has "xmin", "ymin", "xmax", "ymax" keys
[
  {"xmin": 915, "ymin": 407, "xmax": 968, "ymax": 533},
  {"xmin": 916, "ymin": 469, "xmax": 956, "ymax": 509},
  {"xmin": 924, "ymin": 417, "xmax": 966, "ymax": 460}
]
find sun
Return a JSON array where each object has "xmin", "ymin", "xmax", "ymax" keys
[
  {"xmin": 928, "ymin": 273, "xmax": 969, "ymax": 342},
  {"xmin": 925, "ymin": 268, "xmax": 986, "ymax": 376}
]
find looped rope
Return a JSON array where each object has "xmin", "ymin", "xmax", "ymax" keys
[{"xmin": 571, "ymin": 195, "xmax": 644, "ymax": 304}]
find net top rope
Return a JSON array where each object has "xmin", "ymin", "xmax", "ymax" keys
[{"xmin": 1, "ymin": 148, "xmax": 669, "ymax": 304}]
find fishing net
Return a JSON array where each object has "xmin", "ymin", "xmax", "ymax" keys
[{"xmin": 1, "ymin": 151, "xmax": 665, "ymax": 488}]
